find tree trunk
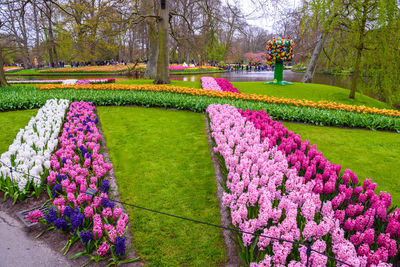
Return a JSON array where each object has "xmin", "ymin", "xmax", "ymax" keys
[
  {"xmin": 48, "ymin": 16, "xmax": 58, "ymax": 67},
  {"xmin": 349, "ymin": 48, "xmax": 362, "ymax": 99},
  {"xmin": 33, "ymin": 0, "xmax": 41, "ymax": 69},
  {"xmin": 0, "ymin": 48, "xmax": 9, "ymax": 87},
  {"xmin": 145, "ymin": 20, "xmax": 158, "ymax": 79},
  {"xmin": 302, "ymin": 31, "xmax": 327, "ymax": 83},
  {"xmin": 154, "ymin": 2, "xmax": 170, "ymax": 84},
  {"xmin": 349, "ymin": 2, "xmax": 367, "ymax": 100},
  {"xmin": 48, "ymin": 45, "xmax": 54, "ymax": 67},
  {"xmin": 143, "ymin": 0, "xmax": 158, "ymax": 79}
]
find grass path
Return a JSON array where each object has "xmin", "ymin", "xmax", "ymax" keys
[
  {"xmin": 97, "ymin": 106, "xmax": 226, "ymax": 266},
  {"xmin": 0, "ymin": 109, "xmax": 38, "ymax": 153},
  {"xmin": 233, "ymin": 82, "xmax": 392, "ymax": 109},
  {"xmin": 283, "ymin": 122, "xmax": 400, "ymax": 206}
]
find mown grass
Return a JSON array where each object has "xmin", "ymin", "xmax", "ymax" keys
[
  {"xmin": 0, "ymin": 109, "xmax": 38, "ymax": 154},
  {"xmin": 283, "ymin": 122, "xmax": 400, "ymax": 206},
  {"xmin": 233, "ymin": 82, "xmax": 392, "ymax": 109},
  {"xmin": 97, "ymin": 106, "xmax": 226, "ymax": 266}
]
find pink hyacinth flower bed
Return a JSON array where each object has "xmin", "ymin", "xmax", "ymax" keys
[
  {"xmin": 28, "ymin": 101, "xmax": 130, "ymax": 262},
  {"xmin": 214, "ymin": 78, "xmax": 241, "ymax": 94},
  {"xmin": 201, "ymin": 77, "xmax": 222, "ymax": 91},
  {"xmin": 207, "ymin": 104, "xmax": 399, "ymax": 266},
  {"xmin": 201, "ymin": 77, "xmax": 240, "ymax": 94},
  {"xmin": 76, "ymin": 78, "xmax": 116, "ymax": 85}
]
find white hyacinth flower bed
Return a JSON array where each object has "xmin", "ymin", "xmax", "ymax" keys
[{"xmin": 0, "ymin": 99, "xmax": 69, "ymax": 201}]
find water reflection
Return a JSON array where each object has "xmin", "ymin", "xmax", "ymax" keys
[
  {"xmin": 172, "ymin": 71, "xmax": 353, "ymax": 90},
  {"xmin": 8, "ymin": 70, "xmax": 353, "ymax": 90}
]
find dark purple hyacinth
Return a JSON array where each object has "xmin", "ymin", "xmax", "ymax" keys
[
  {"xmin": 45, "ymin": 207, "xmax": 58, "ymax": 224},
  {"xmin": 79, "ymin": 145, "xmax": 87, "ymax": 155},
  {"xmin": 102, "ymin": 198, "xmax": 115, "ymax": 209},
  {"xmin": 70, "ymin": 213, "xmax": 84, "ymax": 233},
  {"xmin": 53, "ymin": 218, "xmax": 68, "ymax": 231},
  {"xmin": 80, "ymin": 230, "xmax": 93, "ymax": 247},
  {"xmin": 94, "ymin": 117, "xmax": 99, "ymax": 124},
  {"xmin": 63, "ymin": 206, "xmax": 73, "ymax": 217},
  {"xmin": 100, "ymin": 180, "xmax": 110, "ymax": 193},
  {"xmin": 114, "ymin": 236, "xmax": 126, "ymax": 257},
  {"xmin": 52, "ymin": 184, "xmax": 62, "ymax": 197},
  {"xmin": 57, "ymin": 174, "xmax": 67, "ymax": 182}
]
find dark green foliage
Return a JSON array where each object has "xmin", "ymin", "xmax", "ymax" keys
[{"xmin": 1, "ymin": 86, "xmax": 399, "ymax": 132}]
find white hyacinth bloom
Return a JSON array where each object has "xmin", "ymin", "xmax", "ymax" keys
[
  {"xmin": 0, "ymin": 99, "xmax": 70, "ymax": 194},
  {"xmin": 62, "ymin": 79, "xmax": 78, "ymax": 85}
]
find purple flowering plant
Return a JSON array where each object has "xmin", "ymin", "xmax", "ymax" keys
[{"xmin": 29, "ymin": 101, "xmax": 138, "ymax": 265}]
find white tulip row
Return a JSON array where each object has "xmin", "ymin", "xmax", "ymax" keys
[{"xmin": 0, "ymin": 99, "xmax": 70, "ymax": 191}]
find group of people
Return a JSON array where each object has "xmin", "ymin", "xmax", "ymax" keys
[{"xmin": 226, "ymin": 64, "xmax": 273, "ymax": 72}]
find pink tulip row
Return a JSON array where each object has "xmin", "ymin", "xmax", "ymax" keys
[
  {"xmin": 169, "ymin": 65, "xmax": 194, "ymax": 70},
  {"xmin": 4, "ymin": 67, "xmax": 22, "ymax": 72},
  {"xmin": 28, "ymin": 101, "xmax": 129, "ymax": 259},
  {"xmin": 8, "ymin": 78, "xmax": 115, "ymax": 84},
  {"xmin": 201, "ymin": 77, "xmax": 240, "ymax": 93},
  {"xmin": 207, "ymin": 104, "xmax": 396, "ymax": 266},
  {"xmin": 8, "ymin": 80, "xmax": 66, "ymax": 84}
]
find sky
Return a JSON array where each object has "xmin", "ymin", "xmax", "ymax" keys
[{"xmin": 229, "ymin": 0, "xmax": 302, "ymax": 31}]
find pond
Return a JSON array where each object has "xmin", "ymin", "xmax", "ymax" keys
[
  {"xmin": 8, "ymin": 70, "xmax": 353, "ymax": 90},
  {"xmin": 171, "ymin": 70, "xmax": 353, "ymax": 90}
]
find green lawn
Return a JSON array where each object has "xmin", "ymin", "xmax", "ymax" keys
[
  {"xmin": 97, "ymin": 106, "xmax": 226, "ymax": 266},
  {"xmin": 233, "ymin": 82, "xmax": 392, "ymax": 109},
  {"xmin": 283, "ymin": 122, "xmax": 400, "ymax": 206},
  {"xmin": 0, "ymin": 109, "xmax": 38, "ymax": 153}
]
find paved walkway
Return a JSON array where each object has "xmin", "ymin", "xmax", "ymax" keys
[{"xmin": 0, "ymin": 210, "xmax": 72, "ymax": 267}]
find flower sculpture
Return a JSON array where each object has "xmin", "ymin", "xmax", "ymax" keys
[{"xmin": 265, "ymin": 37, "xmax": 294, "ymax": 85}]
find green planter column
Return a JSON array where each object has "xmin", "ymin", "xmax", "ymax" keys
[
  {"xmin": 274, "ymin": 60, "xmax": 283, "ymax": 83},
  {"xmin": 264, "ymin": 37, "xmax": 294, "ymax": 86}
]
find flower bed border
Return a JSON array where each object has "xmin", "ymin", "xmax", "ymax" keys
[
  {"xmin": 37, "ymin": 84, "xmax": 400, "ymax": 118},
  {"xmin": 1, "ymin": 86, "xmax": 399, "ymax": 132}
]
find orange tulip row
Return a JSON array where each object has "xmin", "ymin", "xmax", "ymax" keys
[{"xmin": 37, "ymin": 84, "xmax": 400, "ymax": 117}]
